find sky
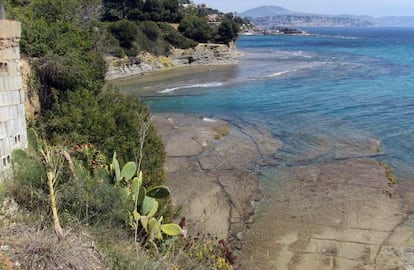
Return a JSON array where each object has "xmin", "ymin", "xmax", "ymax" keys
[{"xmin": 193, "ymin": 0, "xmax": 414, "ymax": 17}]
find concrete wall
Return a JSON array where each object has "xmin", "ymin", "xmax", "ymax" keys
[{"xmin": 0, "ymin": 20, "xmax": 27, "ymax": 175}]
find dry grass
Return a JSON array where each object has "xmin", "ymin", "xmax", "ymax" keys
[
  {"xmin": 0, "ymin": 198, "xmax": 232, "ymax": 270},
  {"xmin": 0, "ymin": 223, "xmax": 105, "ymax": 270}
]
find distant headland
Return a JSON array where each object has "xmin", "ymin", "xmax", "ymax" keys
[{"xmin": 239, "ymin": 5, "xmax": 414, "ymax": 27}]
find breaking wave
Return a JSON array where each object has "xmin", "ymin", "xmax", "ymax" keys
[{"xmin": 158, "ymin": 82, "xmax": 224, "ymax": 93}]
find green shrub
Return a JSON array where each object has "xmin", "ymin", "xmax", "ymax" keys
[
  {"xmin": 102, "ymin": 0, "xmax": 182, "ymax": 23},
  {"xmin": 9, "ymin": 149, "xmax": 49, "ymax": 215},
  {"xmin": 214, "ymin": 18, "xmax": 240, "ymax": 44},
  {"xmin": 58, "ymin": 163, "xmax": 130, "ymax": 225},
  {"xmin": 159, "ymin": 22, "xmax": 198, "ymax": 49},
  {"xmin": 140, "ymin": 21, "xmax": 162, "ymax": 41},
  {"xmin": 108, "ymin": 20, "xmax": 138, "ymax": 50},
  {"xmin": 136, "ymin": 21, "xmax": 170, "ymax": 55},
  {"xmin": 178, "ymin": 15, "xmax": 212, "ymax": 43},
  {"xmin": 41, "ymin": 88, "xmax": 165, "ymax": 187}
]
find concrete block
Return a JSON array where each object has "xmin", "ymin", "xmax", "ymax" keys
[
  {"xmin": 0, "ymin": 47, "xmax": 20, "ymax": 60},
  {"xmin": 19, "ymin": 89, "xmax": 25, "ymax": 103},
  {"xmin": 5, "ymin": 76, "xmax": 16, "ymax": 91},
  {"xmin": 17, "ymin": 104, "xmax": 25, "ymax": 117},
  {"xmin": 5, "ymin": 120, "xmax": 16, "ymax": 134},
  {"xmin": 0, "ymin": 76, "xmax": 5, "ymax": 91},
  {"xmin": 13, "ymin": 91, "xmax": 21, "ymax": 105},
  {"xmin": 0, "ymin": 76, "xmax": 20, "ymax": 91},
  {"xmin": 0, "ymin": 106, "xmax": 9, "ymax": 122},
  {"xmin": 6, "ymin": 61, "xmax": 19, "ymax": 75},
  {"xmin": 0, "ymin": 122, "xmax": 6, "ymax": 139},
  {"xmin": 0, "ymin": 20, "xmax": 27, "ymax": 165},
  {"xmin": 0, "ymin": 90, "xmax": 20, "ymax": 106},
  {"xmin": 0, "ymin": 20, "xmax": 21, "ymax": 40},
  {"xmin": 1, "ymin": 139, "xmax": 12, "ymax": 157},
  {"xmin": 0, "ymin": 139, "xmax": 5, "ymax": 156}
]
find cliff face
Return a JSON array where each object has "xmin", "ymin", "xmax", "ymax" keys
[{"xmin": 105, "ymin": 43, "xmax": 240, "ymax": 81}]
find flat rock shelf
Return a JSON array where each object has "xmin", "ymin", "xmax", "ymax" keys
[
  {"xmin": 152, "ymin": 113, "xmax": 414, "ymax": 269},
  {"xmin": 151, "ymin": 113, "xmax": 280, "ymax": 249},
  {"xmin": 240, "ymin": 158, "xmax": 414, "ymax": 270}
]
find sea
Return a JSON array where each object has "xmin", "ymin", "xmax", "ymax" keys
[
  {"xmin": 119, "ymin": 27, "xmax": 414, "ymax": 265},
  {"xmin": 122, "ymin": 27, "xmax": 414, "ymax": 178}
]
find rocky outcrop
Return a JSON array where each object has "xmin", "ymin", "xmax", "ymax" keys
[
  {"xmin": 151, "ymin": 113, "xmax": 280, "ymax": 249},
  {"xmin": 19, "ymin": 59, "xmax": 40, "ymax": 121},
  {"xmin": 240, "ymin": 157, "xmax": 414, "ymax": 269},
  {"xmin": 105, "ymin": 43, "xmax": 241, "ymax": 81}
]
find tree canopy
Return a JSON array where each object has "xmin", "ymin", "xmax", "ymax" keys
[
  {"xmin": 178, "ymin": 15, "xmax": 212, "ymax": 43},
  {"xmin": 102, "ymin": 0, "xmax": 182, "ymax": 23}
]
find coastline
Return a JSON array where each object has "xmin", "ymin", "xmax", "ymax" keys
[
  {"xmin": 111, "ymin": 63, "xmax": 238, "ymax": 96},
  {"xmin": 132, "ymin": 72, "xmax": 414, "ymax": 269},
  {"xmin": 152, "ymin": 112, "xmax": 414, "ymax": 269},
  {"xmin": 105, "ymin": 42, "xmax": 242, "ymax": 81},
  {"xmin": 240, "ymin": 158, "xmax": 414, "ymax": 269},
  {"xmin": 110, "ymin": 35, "xmax": 414, "ymax": 268}
]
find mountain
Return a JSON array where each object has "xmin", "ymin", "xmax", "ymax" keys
[
  {"xmin": 239, "ymin": 5, "xmax": 304, "ymax": 17},
  {"xmin": 240, "ymin": 5, "xmax": 414, "ymax": 27},
  {"xmin": 240, "ymin": 6, "xmax": 372, "ymax": 27}
]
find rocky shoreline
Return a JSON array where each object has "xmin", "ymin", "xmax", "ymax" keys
[
  {"xmin": 151, "ymin": 113, "xmax": 414, "ymax": 269},
  {"xmin": 240, "ymin": 157, "xmax": 414, "ymax": 269},
  {"xmin": 151, "ymin": 113, "xmax": 280, "ymax": 250},
  {"xmin": 105, "ymin": 43, "xmax": 241, "ymax": 81},
  {"xmin": 114, "ymin": 48, "xmax": 414, "ymax": 269}
]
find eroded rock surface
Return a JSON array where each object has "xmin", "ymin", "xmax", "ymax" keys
[
  {"xmin": 151, "ymin": 113, "xmax": 280, "ymax": 245},
  {"xmin": 105, "ymin": 43, "xmax": 241, "ymax": 80},
  {"xmin": 240, "ymin": 158, "xmax": 414, "ymax": 270}
]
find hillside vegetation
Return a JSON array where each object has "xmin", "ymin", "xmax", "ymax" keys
[{"xmin": 1, "ymin": 0, "xmax": 242, "ymax": 269}]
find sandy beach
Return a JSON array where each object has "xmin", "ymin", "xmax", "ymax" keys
[{"xmin": 112, "ymin": 64, "xmax": 239, "ymax": 95}]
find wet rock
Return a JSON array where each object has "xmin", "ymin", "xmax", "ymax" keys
[
  {"xmin": 152, "ymin": 113, "xmax": 280, "ymax": 246},
  {"xmin": 239, "ymin": 158, "xmax": 414, "ymax": 269}
]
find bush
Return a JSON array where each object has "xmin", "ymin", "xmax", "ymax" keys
[
  {"xmin": 9, "ymin": 149, "xmax": 49, "ymax": 215},
  {"xmin": 140, "ymin": 20, "xmax": 162, "ymax": 41},
  {"xmin": 136, "ymin": 21, "xmax": 170, "ymax": 55},
  {"xmin": 159, "ymin": 22, "xmax": 198, "ymax": 49},
  {"xmin": 108, "ymin": 20, "xmax": 138, "ymax": 50},
  {"xmin": 178, "ymin": 15, "xmax": 212, "ymax": 43},
  {"xmin": 107, "ymin": 20, "xmax": 170, "ymax": 56},
  {"xmin": 58, "ymin": 162, "xmax": 130, "ymax": 225},
  {"xmin": 33, "ymin": 51, "xmax": 105, "ymax": 112},
  {"xmin": 102, "ymin": 0, "xmax": 182, "ymax": 23},
  {"xmin": 41, "ymin": 89, "xmax": 165, "ymax": 187},
  {"xmin": 214, "ymin": 18, "xmax": 240, "ymax": 44}
]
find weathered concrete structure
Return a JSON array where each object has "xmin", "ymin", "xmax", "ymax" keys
[
  {"xmin": 0, "ymin": 0, "xmax": 5, "ymax": 20},
  {"xmin": 0, "ymin": 19, "xmax": 27, "ymax": 175}
]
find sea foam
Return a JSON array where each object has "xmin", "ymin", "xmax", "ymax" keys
[{"xmin": 158, "ymin": 82, "xmax": 223, "ymax": 93}]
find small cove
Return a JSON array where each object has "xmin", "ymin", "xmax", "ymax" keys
[{"xmin": 116, "ymin": 27, "xmax": 414, "ymax": 268}]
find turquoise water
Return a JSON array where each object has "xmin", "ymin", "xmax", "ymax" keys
[{"xmin": 141, "ymin": 27, "xmax": 414, "ymax": 179}]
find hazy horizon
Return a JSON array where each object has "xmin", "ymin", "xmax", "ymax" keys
[{"xmin": 193, "ymin": 0, "xmax": 414, "ymax": 17}]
